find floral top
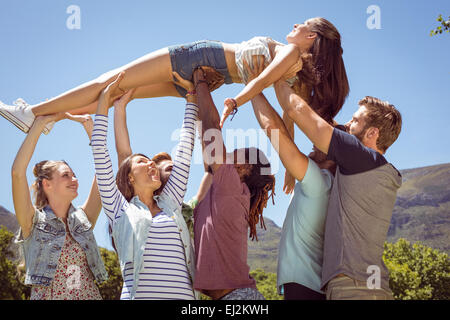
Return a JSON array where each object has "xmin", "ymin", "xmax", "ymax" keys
[{"xmin": 30, "ymin": 232, "xmax": 102, "ymax": 300}]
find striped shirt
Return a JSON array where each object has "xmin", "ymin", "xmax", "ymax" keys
[{"xmin": 91, "ymin": 103, "xmax": 199, "ymax": 300}]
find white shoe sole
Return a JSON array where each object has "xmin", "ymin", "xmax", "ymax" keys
[
  {"xmin": 0, "ymin": 104, "xmax": 30, "ymax": 133},
  {"xmin": 0, "ymin": 101, "xmax": 52, "ymax": 135}
]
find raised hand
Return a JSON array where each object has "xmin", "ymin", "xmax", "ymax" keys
[
  {"xmin": 33, "ymin": 112, "xmax": 66, "ymax": 128},
  {"xmin": 64, "ymin": 113, "xmax": 93, "ymax": 138},
  {"xmin": 113, "ymin": 88, "xmax": 136, "ymax": 111},
  {"xmin": 201, "ymin": 66, "xmax": 225, "ymax": 92},
  {"xmin": 283, "ymin": 170, "xmax": 296, "ymax": 194},
  {"xmin": 172, "ymin": 71, "xmax": 196, "ymax": 104},
  {"xmin": 172, "ymin": 71, "xmax": 195, "ymax": 92},
  {"xmin": 220, "ymin": 55, "xmax": 265, "ymax": 128},
  {"xmin": 97, "ymin": 72, "xmax": 125, "ymax": 114}
]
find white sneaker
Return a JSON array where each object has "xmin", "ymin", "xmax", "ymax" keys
[{"xmin": 0, "ymin": 98, "xmax": 53, "ymax": 134}]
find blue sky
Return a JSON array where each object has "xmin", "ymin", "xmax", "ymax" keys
[{"xmin": 1, "ymin": 0, "xmax": 449, "ymax": 250}]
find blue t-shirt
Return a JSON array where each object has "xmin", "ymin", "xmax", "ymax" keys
[{"xmin": 277, "ymin": 158, "xmax": 333, "ymax": 294}]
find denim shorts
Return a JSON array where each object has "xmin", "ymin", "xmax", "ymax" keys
[{"xmin": 168, "ymin": 40, "xmax": 233, "ymax": 97}]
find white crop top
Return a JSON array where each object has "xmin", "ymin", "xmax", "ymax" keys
[{"xmin": 234, "ymin": 36, "xmax": 299, "ymax": 86}]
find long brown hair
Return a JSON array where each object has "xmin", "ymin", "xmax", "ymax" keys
[
  {"xmin": 31, "ymin": 160, "xmax": 70, "ymax": 209},
  {"xmin": 237, "ymin": 148, "xmax": 276, "ymax": 241},
  {"xmin": 297, "ymin": 17, "xmax": 350, "ymax": 123},
  {"xmin": 115, "ymin": 153, "xmax": 151, "ymax": 202},
  {"xmin": 109, "ymin": 153, "xmax": 151, "ymax": 251}
]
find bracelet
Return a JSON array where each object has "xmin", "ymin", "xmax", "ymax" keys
[
  {"xmin": 229, "ymin": 98, "xmax": 238, "ymax": 121},
  {"xmin": 186, "ymin": 90, "xmax": 196, "ymax": 96}
]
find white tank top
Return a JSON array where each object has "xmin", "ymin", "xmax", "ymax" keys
[{"xmin": 234, "ymin": 36, "xmax": 298, "ymax": 86}]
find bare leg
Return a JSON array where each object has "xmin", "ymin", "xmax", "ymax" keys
[
  {"xmin": 66, "ymin": 82, "xmax": 181, "ymax": 115},
  {"xmin": 32, "ymin": 48, "xmax": 173, "ymax": 116}
]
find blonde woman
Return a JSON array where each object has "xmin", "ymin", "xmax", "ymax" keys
[{"xmin": 12, "ymin": 113, "xmax": 108, "ymax": 300}]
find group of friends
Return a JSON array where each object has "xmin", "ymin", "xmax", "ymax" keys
[{"xmin": 1, "ymin": 17, "xmax": 402, "ymax": 300}]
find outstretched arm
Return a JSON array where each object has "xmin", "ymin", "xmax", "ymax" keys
[
  {"xmin": 220, "ymin": 45, "xmax": 301, "ymax": 127},
  {"xmin": 65, "ymin": 114, "xmax": 103, "ymax": 227},
  {"xmin": 193, "ymin": 69, "xmax": 227, "ymax": 173},
  {"xmin": 11, "ymin": 113, "xmax": 65, "ymax": 238},
  {"xmin": 195, "ymin": 171, "xmax": 213, "ymax": 204},
  {"xmin": 155, "ymin": 72, "xmax": 199, "ymax": 209},
  {"xmin": 91, "ymin": 73, "xmax": 129, "ymax": 225},
  {"xmin": 274, "ymin": 80, "xmax": 334, "ymax": 154},
  {"xmin": 242, "ymin": 55, "xmax": 308, "ymax": 181},
  {"xmin": 251, "ymin": 93, "xmax": 309, "ymax": 181},
  {"xmin": 113, "ymin": 89, "xmax": 135, "ymax": 166},
  {"xmin": 282, "ymin": 111, "xmax": 296, "ymax": 194}
]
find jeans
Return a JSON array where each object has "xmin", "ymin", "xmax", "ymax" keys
[{"xmin": 168, "ymin": 40, "xmax": 233, "ymax": 97}]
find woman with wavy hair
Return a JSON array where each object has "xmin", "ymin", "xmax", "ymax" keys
[
  {"xmin": 90, "ymin": 72, "xmax": 199, "ymax": 300},
  {"xmin": 11, "ymin": 112, "xmax": 108, "ymax": 300},
  {"xmin": 1, "ymin": 18, "xmax": 348, "ymax": 135}
]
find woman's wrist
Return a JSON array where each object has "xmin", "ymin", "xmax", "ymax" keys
[{"xmin": 186, "ymin": 89, "xmax": 197, "ymax": 103}]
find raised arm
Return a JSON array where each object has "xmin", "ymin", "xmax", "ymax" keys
[
  {"xmin": 274, "ymin": 79, "xmax": 334, "ymax": 154},
  {"xmin": 113, "ymin": 89, "xmax": 135, "ymax": 166},
  {"xmin": 91, "ymin": 73, "xmax": 128, "ymax": 225},
  {"xmin": 251, "ymin": 93, "xmax": 309, "ymax": 181},
  {"xmin": 155, "ymin": 72, "xmax": 199, "ymax": 209},
  {"xmin": 64, "ymin": 113, "xmax": 103, "ymax": 227},
  {"xmin": 195, "ymin": 171, "xmax": 213, "ymax": 204},
  {"xmin": 220, "ymin": 45, "xmax": 301, "ymax": 127},
  {"xmin": 191, "ymin": 69, "xmax": 228, "ymax": 174},
  {"xmin": 282, "ymin": 111, "xmax": 296, "ymax": 193},
  {"xmin": 11, "ymin": 113, "xmax": 66, "ymax": 238}
]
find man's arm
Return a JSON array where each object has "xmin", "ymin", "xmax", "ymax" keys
[
  {"xmin": 194, "ymin": 69, "xmax": 227, "ymax": 174},
  {"xmin": 282, "ymin": 111, "xmax": 296, "ymax": 193},
  {"xmin": 251, "ymin": 93, "xmax": 309, "ymax": 181},
  {"xmin": 274, "ymin": 80, "xmax": 334, "ymax": 154}
]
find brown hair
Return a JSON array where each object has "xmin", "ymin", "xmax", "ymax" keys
[
  {"xmin": 297, "ymin": 17, "xmax": 350, "ymax": 123},
  {"xmin": 152, "ymin": 152, "xmax": 172, "ymax": 195},
  {"xmin": 152, "ymin": 152, "xmax": 172, "ymax": 164},
  {"xmin": 358, "ymin": 96, "xmax": 402, "ymax": 153},
  {"xmin": 238, "ymin": 148, "xmax": 276, "ymax": 241},
  {"xmin": 116, "ymin": 153, "xmax": 151, "ymax": 202},
  {"xmin": 31, "ymin": 160, "xmax": 70, "ymax": 209}
]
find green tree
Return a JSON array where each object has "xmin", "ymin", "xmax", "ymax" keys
[
  {"xmin": 383, "ymin": 238, "xmax": 450, "ymax": 300},
  {"xmin": 0, "ymin": 226, "xmax": 29, "ymax": 300},
  {"xmin": 430, "ymin": 14, "xmax": 450, "ymax": 36},
  {"xmin": 250, "ymin": 268, "xmax": 283, "ymax": 300},
  {"xmin": 96, "ymin": 247, "xmax": 123, "ymax": 300}
]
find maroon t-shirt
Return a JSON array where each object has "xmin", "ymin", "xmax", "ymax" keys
[{"xmin": 193, "ymin": 164, "xmax": 256, "ymax": 291}]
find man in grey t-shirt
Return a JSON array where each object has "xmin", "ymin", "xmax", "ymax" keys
[{"xmin": 274, "ymin": 81, "xmax": 402, "ymax": 300}]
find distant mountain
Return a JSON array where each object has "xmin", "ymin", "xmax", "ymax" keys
[
  {"xmin": 0, "ymin": 205, "xmax": 21, "ymax": 261},
  {"xmin": 387, "ymin": 163, "xmax": 450, "ymax": 254},
  {"xmin": 1, "ymin": 163, "xmax": 449, "ymax": 274},
  {"xmin": 0, "ymin": 205, "xmax": 19, "ymax": 234}
]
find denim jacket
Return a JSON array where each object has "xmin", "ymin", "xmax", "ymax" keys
[
  {"xmin": 112, "ymin": 193, "xmax": 197, "ymax": 299},
  {"xmin": 18, "ymin": 205, "xmax": 108, "ymax": 286}
]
